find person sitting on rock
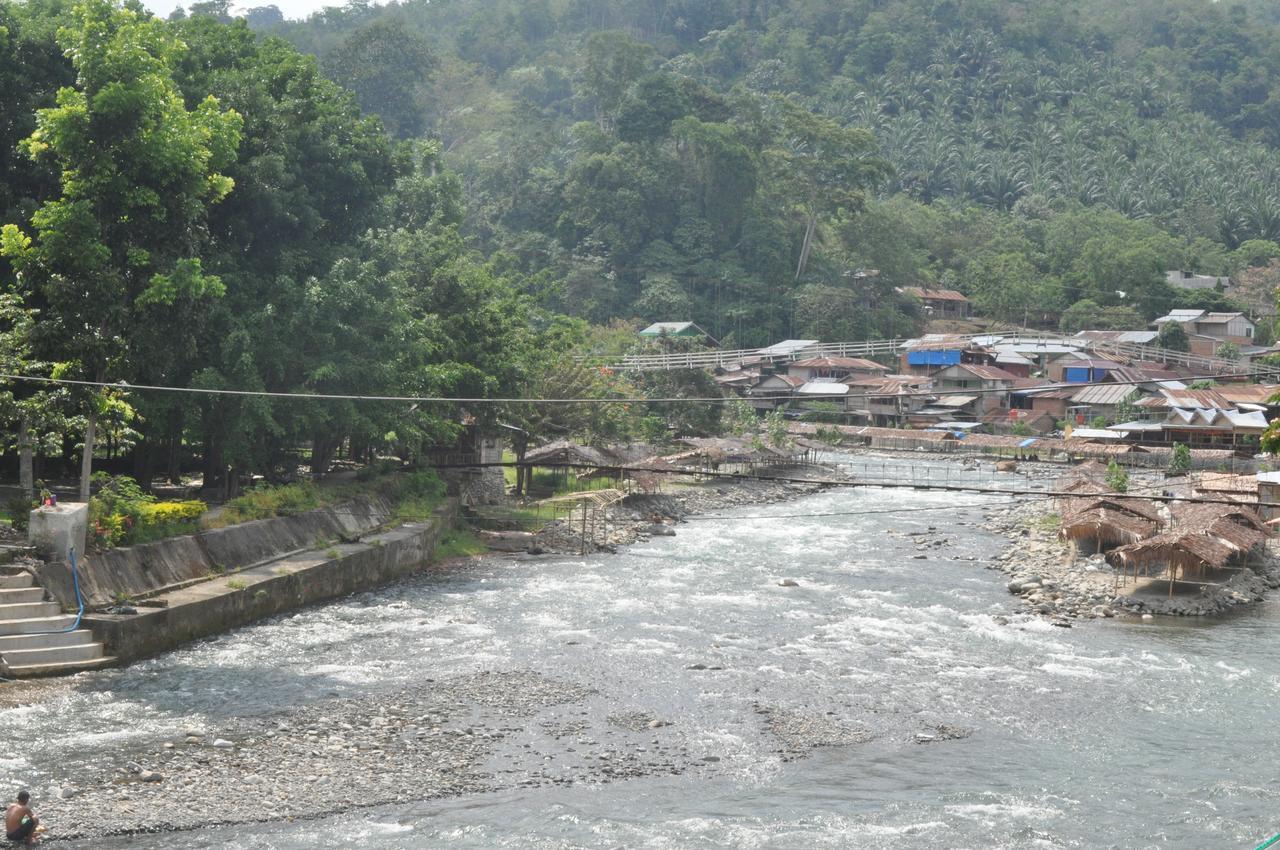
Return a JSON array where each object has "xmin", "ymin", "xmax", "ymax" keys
[{"xmin": 4, "ymin": 790, "xmax": 40, "ymax": 845}]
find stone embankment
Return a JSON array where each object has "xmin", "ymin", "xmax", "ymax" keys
[{"xmin": 985, "ymin": 499, "xmax": 1280, "ymax": 619}]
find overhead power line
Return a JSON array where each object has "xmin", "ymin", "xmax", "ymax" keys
[{"xmin": 0, "ymin": 369, "xmax": 1270, "ymax": 406}]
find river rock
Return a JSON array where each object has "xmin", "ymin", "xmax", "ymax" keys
[
  {"xmin": 777, "ymin": 579, "xmax": 799, "ymax": 587},
  {"xmin": 212, "ymin": 739, "xmax": 234, "ymax": 749},
  {"xmin": 644, "ymin": 524, "xmax": 676, "ymax": 536}
]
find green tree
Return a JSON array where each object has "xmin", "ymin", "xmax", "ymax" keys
[
  {"xmin": 324, "ymin": 19, "xmax": 437, "ymax": 138},
  {"xmin": 1169, "ymin": 442, "xmax": 1191, "ymax": 474},
  {"xmin": 2, "ymin": 0, "xmax": 242, "ymax": 500},
  {"xmin": 1105, "ymin": 460, "xmax": 1129, "ymax": 493},
  {"xmin": 1156, "ymin": 321, "xmax": 1191, "ymax": 352},
  {"xmin": 764, "ymin": 97, "xmax": 889, "ymax": 281}
]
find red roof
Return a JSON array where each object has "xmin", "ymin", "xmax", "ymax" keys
[
  {"xmin": 947, "ymin": 363, "xmax": 1021, "ymax": 381},
  {"xmin": 789, "ymin": 356, "xmax": 889, "ymax": 371}
]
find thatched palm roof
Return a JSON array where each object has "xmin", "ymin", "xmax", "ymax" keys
[
  {"xmin": 1063, "ymin": 495, "xmax": 1163, "ymax": 525},
  {"xmin": 1060, "ymin": 508, "xmax": 1158, "ymax": 548},
  {"xmin": 1111, "ymin": 501, "xmax": 1271, "ymax": 573}
]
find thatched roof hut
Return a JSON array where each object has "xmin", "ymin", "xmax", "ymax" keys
[
  {"xmin": 1060, "ymin": 507, "xmax": 1158, "ymax": 550},
  {"xmin": 1110, "ymin": 502, "xmax": 1272, "ymax": 593},
  {"xmin": 524, "ymin": 439, "xmax": 617, "ymax": 468},
  {"xmin": 679, "ymin": 436, "xmax": 798, "ymax": 466},
  {"xmin": 1063, "ymin": 495, "xmax": 1163, "ymax": 525}
]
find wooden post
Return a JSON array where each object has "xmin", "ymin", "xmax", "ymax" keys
[{"xmin": 580, "ymin": 501, "xmax": 587, "ymax": 556}]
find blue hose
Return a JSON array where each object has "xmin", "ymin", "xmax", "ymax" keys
[
  {"xmin": 60, "ymin": 545, "xmax": 85, "ymax": 633},
  {"xmin": 1256, "ymin": 833, "xmax": 1280, "ymax": 850}
]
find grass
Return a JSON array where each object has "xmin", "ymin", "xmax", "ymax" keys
[
  {"xmin": 323, "ymin": 547, "xmax": 340, "ymax": 559},
  {"xmin": 226, "ymin": 578, "xmax": 247, "ymax": 591},
  {"xmin": 435, "ymin": 527, "xmax": 488, "ymax": 560},
  {"xmin": 1023, "ymin": 511, "xmax": 1060, "ymax": 534},
  {"xmin": 205, "ymin": 481, "xmax": 329, "ymax": 529}
]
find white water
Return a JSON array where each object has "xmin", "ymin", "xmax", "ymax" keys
[{"xmin": 6, "ymin": 473, "xmax": 1280, "ymax": 849}]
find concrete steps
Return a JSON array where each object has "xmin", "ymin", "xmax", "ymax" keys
[
  {"xmin": 0, "ymin": 587, "xmax": 45, "ymax": 604},
  {"xmin": 0, "ymin": 572, "xmax": 33, "ymax": 589},
  {"xmin": 0, "ymin": 569, "xmax": 110, "ymax": 677},
  {"xmin": 0, "ymin": 614, "xmax": 78, "ymax": 636},
  {"xmin": 1, "ymin": 656, "xmax": 116, "ymax": 678},
  {"xmin": 0, "ymin": 600, "xmax": 62, "ymax": 620}
]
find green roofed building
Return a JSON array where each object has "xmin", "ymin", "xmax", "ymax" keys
[{"xmin": 638, "ymin": 322, "xmax": 719, "ymax": 346}]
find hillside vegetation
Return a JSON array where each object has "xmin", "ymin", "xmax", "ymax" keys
[{"xmin": 244, "ymin": 0, "xmax": 1280, "ymax": 344}]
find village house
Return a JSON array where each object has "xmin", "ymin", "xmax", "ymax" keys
[
  {"xmin": 929, "ymin": 362, "xmax": 1020, "ymax": 418},
  {"xmin": 846, "ymin": 375, "xmax": 932, "ymax": 426},
  {"xmin": 899, "ymin": 335, "xmax": 996, "ymax": 375},
  {"xmin": 638, "ymin": 321, "xmax": 719, "ymax": 346},
  {"xmin": 1152, "ymin": 309, "xmax": 1255, "ymax": 356},
  {"xmin": 785, "ymin": 356, "xmax": 890, "ymax": 383},
  {"xmin": 899, "ymin": 287, "xmax": 971, "ymax": 319},
  {"xmin": 1165, "ymin": 270, "xmax": 1230, "ymax": 291},
  {"xmin": 747, "ymin": 373, "xmax": 804, "ymax": 409},
  {"xmin": 1067, "ymin": 383, "xmax": 1144, "ymax": 424},
  {"xmin": 1011, "ymin": 384, "xmax": 1077, "ymax": 423}
]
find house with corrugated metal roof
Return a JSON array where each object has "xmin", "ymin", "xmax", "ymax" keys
[
  {"xmin": 1151, "ymin": 309, "xmax": 1255, "ymax": 356},
  {"xmin": 1069, "ymin": 383, "xmax": 1144, "ymax": 423},
  {"xmin": 637, "ymin": 321, "xmax": 719, "ymax": 346},
  {"xmin": 785, "ymin": 356, "xmax": 889, "ymax": 383},
  {"xmin": 898, "ymin": 335, "xmax": 997, "ymax": 375},
  {"xmin": 930, "ymin": 363, "xmax": 1021, "ymax": 418},
  {"xmin": 899, "ymin": 286, "xmax": 971, "ymax": 318}
]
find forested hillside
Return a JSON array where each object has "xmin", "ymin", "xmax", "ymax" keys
[{"xmin": 243, "ymin": 0, "xmax": 1280, "ymax": 345}]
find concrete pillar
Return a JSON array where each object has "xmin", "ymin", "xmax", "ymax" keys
[{"xmin": 29, "ymin": 502, "xmax": 89, "ymax": 565}]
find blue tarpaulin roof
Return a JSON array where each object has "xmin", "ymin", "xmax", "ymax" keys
[
  {"xmin": 907, "ymin": 350, "xmax": 962, "ymax": 366},
  {"xmin": 1019, "ymin": 437, "xmax": 1037, "ymax": 447}
]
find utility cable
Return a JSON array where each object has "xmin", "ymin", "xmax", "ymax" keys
[{"xmin": 0, "ymin": 369, "xmax": 1272, "ymax": 405}]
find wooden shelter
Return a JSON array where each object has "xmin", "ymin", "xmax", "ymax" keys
[{"xmin": 1109, "ymin": 503, "xmax": 1271, "ymax": 595}]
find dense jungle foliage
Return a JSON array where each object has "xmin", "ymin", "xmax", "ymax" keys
[
  {"xmin": 5, "ymin": 0, "xmax": 1280, "ymax": 488},
  {"xmin": 242, "ymin": 0, "xmax": 1280, "ymax": 345}
]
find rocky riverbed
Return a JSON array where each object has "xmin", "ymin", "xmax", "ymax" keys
[
  {"xmin": 12, "ymin": 667, "xmax": 810, "ymax": 841},
  {"xmin": 12, "ymin": 668, "xmax": 864, "ymax": 842},
  {"xmin": 529, "ymin": 464, "xmax": 848, "ymax": 555}
]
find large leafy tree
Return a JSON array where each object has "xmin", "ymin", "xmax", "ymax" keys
[
  {"xmin": 2, "ymin": 0, "xmax": 241, "ymax": 499},
  {"xmin": 763, "ymin": 97, "xmax": 889, "ymax": 281}
]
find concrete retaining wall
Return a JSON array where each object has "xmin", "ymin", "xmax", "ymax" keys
[
  {"xmin": 38, "ymin": 497, "xmax": 398, "ymax": 610},
  {"xmin": 82, "ymin": 500, "xmax": 456, "ymax": 665}
]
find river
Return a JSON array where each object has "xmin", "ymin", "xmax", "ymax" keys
[{"xmin": 4, "ymin": 472, "xmax": 1280, "ymax": 849}]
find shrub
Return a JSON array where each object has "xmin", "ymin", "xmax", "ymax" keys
[
  {"xmin": 4, "ymin": 495, "xmax": 34, "ymax": 531},
  {"xmin": 1168, "ymin": 442, "xmax": 1191, "ymax": 475},
  {"xmin": 226, "ymin": 578, "xmax": 247, "ymax": 590},
  {"xmin": 218, "ymin": 481, "xmax": 325, "ymax": 524},
  {"xmin": 89, "ymin": 474, "xmax": 206, "ymax": 549},
  {"xmin": 1105, "ymin": 460, "xmax": 1129, "ymax": 493}
]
